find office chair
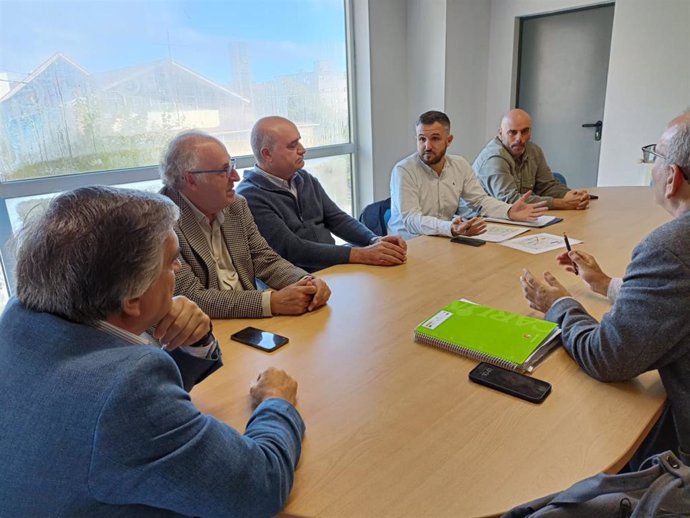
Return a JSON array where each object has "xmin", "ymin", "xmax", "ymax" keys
[
  {"xmin": 359, "ymin": 197, "xmax": 391, "ymax": 236},
  {"xmin": 553, "ymin": 172, "xmax": 568, "ymax": 186}
]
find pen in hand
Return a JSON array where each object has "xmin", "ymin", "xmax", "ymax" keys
[{"xmin": 563, "ymin": 232, "xmax": 578, "ymax": 275}]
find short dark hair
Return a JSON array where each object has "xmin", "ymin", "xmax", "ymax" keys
[
  {"xmin": 15, "ymin": 186, "xmax": 179, "ymax": 324},
  {"xmin": 415, "ymin": 111, "xmax": 451, "ymax": 131}
]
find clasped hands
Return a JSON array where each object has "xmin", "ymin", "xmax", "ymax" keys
[{"xmin": 270, "ymin": 276, "xmax": 331, "ymax": 315}]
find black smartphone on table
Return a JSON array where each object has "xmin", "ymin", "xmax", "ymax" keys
[
  {"xmin": 468, "ymin": 362, "xmax": 551, "ymax": 403},
  {"xmin": 451, "ymin": 236, "xmax": 486, "ymax": 247},
  {"xmin": 230, "ymin": 326, "xmax": 289, "ymax": 352}
]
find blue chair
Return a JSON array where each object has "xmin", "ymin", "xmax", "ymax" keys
[
  {"xmin": 553, "ymin": 172, "xmax": 567, "ymax": 186},
  {"xmin": 359, "ymin": 198, "xmax": 391, "ymax": 236}
]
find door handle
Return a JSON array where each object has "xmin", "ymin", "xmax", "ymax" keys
[{"xmin": 582, "ymin": 120, "xmax": 603, "ymax": 141}]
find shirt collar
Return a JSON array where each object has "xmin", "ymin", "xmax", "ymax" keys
[
  {"xmin": 415, "ymin": 153, "xmax": 447, "ymax": 177},
  {"xmin": 253, "ymin": 164, "xmax": 296, "ymax": 191},
  {"xmin": 94, "ymin": 320, "xmax": 152, "ymax": 345},
  {"xmin": 179, "ymin": 192, "xmax": 225, "ymax": 226}
]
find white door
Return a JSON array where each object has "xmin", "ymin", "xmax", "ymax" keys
[{"xmin": 517, "ymin": 4, "xmax": 614, "ymax": 188}]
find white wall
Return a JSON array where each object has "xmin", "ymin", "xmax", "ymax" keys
[
  {"xmin": 598, "ymin": 0, "xmax": 690, "ymax": 185},
  {"xmin": 444, "ymin": 0, "xmax": 492, "ymax": 158},
  {"xmin": 407, "ymin": 0, "xmax": 447, "ymax": 126},
  {"xmin": 354, "ymin": 0, "xmax": 411, "ymax": 205}
]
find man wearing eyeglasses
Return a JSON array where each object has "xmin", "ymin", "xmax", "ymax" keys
[
  {"xmin": 520, "ymin": 112, "xmax": 690, "ymax": 467},
  {"xmin": 160, "ymin": 130, "xmax": 331, "ymax": 319},
  {"xmin": 236, "ymin": 116, "xmax": 407, "ymax": 272},
  {"xmin": 473, "ymin": 109, "xmax": 590, "ymax": 210}
]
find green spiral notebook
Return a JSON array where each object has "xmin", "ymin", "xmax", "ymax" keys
[{"xmin": 414, "ymin": 300, "xmax": 561, "ymax": 372}]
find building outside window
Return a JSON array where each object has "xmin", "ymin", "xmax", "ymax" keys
[{"xmin": 0, "ymin": 0, "xmax": 354, "ymax": 309}]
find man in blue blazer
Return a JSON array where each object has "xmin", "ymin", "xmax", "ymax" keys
[
  {"xmin": 0, "ymin": 186, "xmax": 305, "ymax": 517},
  {"xmin": 520, "ymin": 112, "xmax": 690, "ymax": 466}
]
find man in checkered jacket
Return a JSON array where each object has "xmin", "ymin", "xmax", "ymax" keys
[{"xmin": 160, "ymin": 130, "xmax": 331, "ymax": 319}]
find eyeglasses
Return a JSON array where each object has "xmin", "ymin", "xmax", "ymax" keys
[
  {"xmin": 641, "ymin": 144, "xmax": 666, "ymax": 164},
  {"xmin": 188, "ymin": 157, "xmax": 237, "ymax": 176},
  {"xmin": 642, "ymin": 144, "xmax": 689, "ymax": 181}
]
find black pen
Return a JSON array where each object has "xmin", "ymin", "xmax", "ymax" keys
[{"xmin": 563, "ymin": 232, "xmax": 578, "ymax": 275}]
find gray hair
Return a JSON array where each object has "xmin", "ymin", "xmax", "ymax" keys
[
  {"xmin": 15, "ymin": 186, "xmax": 179, "ymax": 325},
  {"xmin": 250, "ymin": 116, "xmax": 282, "ymax": 164},
  {"xmin": 666, "ymin": 115, "xmax": 690, "ymax": 176},
  {"xmin": 160, "ymin": 130, "xmax": 223, "ymax": 189},
  {"xmin": 416, "ymin": 110, "xmax": 451, "ymax": 131}
]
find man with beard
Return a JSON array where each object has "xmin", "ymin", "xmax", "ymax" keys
[
  {"xmin": 388, "ymin": 110, "xmax": 548, "ymax": 240},
  {"xmin": 520, "ymin": 112, "xmax": 690, "ymax": 466},
  {"xmin": 473, "ymin": 109, "xmax": 590, "ymax": 209}
]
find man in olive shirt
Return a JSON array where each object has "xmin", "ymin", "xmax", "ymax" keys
[{"xmin": 473, "ymin": 109, "xmax": 590, "ymax": 210}]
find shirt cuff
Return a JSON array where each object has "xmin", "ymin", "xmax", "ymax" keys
[
  {"xmin": 552, "ymin": 295, "xmax": 576, "ymax": 308},
  {"xmin": 441, "ymin": 220, "xmax": 453, "ymax": 237},
  {"xmin": 261, "ymin": 290, "xmax": 273, "ymax": 317},
  {"xmin": 180, "ymin": 335, "xmax": 219, "ymax": 359},
  {"xmin": 607, "ymin": 277, "xmax": 622, "ymax": 303}
]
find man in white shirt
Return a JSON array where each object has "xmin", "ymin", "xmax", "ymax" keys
[{"xmin": 388, "ymin": 110, "xmax": 548, "ymax": 240}]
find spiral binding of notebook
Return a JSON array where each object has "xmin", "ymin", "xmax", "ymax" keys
[{"xmin": 414, "ymin": 330, "xmax": 523, "ymax": 372}]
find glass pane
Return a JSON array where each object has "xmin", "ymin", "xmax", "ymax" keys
[
  {"xmin": 302, "ymin": 154, "xmax": 353, "ymax": 216},
  {"xmin": 0, "ymin": 0, "xmax": 349, "ymax": 180},
  {"xmin": 5, "ymin": 179, "xmax": 163, "ymax": 234}
]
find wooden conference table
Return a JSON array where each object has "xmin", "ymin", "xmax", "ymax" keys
[{"xmin": 192, "ymin": 187, "xmax": 669, "ymax": 517}]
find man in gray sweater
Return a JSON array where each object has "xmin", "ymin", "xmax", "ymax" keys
[
  {"xmin": 237, "ymin": 116, "xmax": 406, "ymax": 272},
  {"xmin": 520, "ymin": 112, "xmax": 690, "ymax": 466}
]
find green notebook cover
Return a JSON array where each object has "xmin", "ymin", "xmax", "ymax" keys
[{"xmin": 414, "ymin": 300, "xmax": 560, "ymax": 372}]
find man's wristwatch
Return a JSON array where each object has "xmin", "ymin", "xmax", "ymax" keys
[{"xmin": 189, "ymin": 323, "xmax": 214, "ymax": 348}]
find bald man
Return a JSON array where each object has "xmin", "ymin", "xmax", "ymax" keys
[
  {"xmin": 520, "ymin": 111, "xmax": 690, "ymax": 466},
  {"xmin": 237, "ymin": 116, "xmax": 407, "ymax": 272},
  {"xmin": 473, "ymin": 109, "xmax": 589, "ymax": 210}
]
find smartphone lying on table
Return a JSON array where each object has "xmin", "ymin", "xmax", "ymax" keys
[
  {"xmin": 451, "ymin": 236, "xmax": 486, "ymax": 247},
  {"xmin": 469, "ymin": 362, "xmax": 551, "ymax": 404},
  {"xmin": 230, "ymin": 326, "xmax": 289, "ymax": 352}
]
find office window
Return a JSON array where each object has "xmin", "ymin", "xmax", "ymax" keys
[{"xmin": 0, "ymin": 0, "xmax": 354, "ymax": 307}]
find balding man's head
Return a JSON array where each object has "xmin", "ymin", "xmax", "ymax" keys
[
  {"xmin": 251, "ymin": 116, "xmax": 305, "ymax": 180},
  {"xmin": 660, "ymin": 112, "xmax": 690, "ymax": 180},
  {"xmin": 498, "ymin": 109, "xmax": 532, "ymax": 159}
]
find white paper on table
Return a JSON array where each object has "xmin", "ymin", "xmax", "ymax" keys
[
  {"xmin": 498, "ymin": 233, "xmax": 583, "ymax": 255},
  {"xmin": 472, "ymin": 223, "xmax": 531, "ymax": 243}
]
